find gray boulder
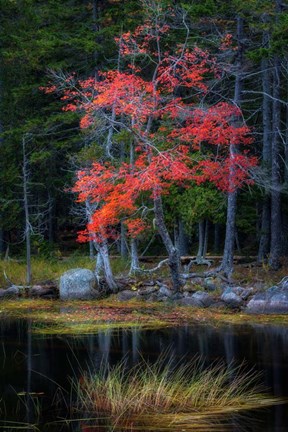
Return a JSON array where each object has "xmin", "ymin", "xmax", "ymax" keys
[
  {"xmin": 178, "ymin": 297, "xmax": 200, "ymax": 307},
  {"xmin": 191, "ymin": 291, "xmax": 214, "ymax": 307},
  {"xmin": 221, "ymin": 287, "xmax": 243, "ymax": 308},
  {"xmin": 246, "ymin": 284, "xmax": 288, "ymax": 313},
  {"xmin": 178, "ymin": 291, "xmax": 214, "ymax": 307},
  {"xmin": 59, "ymin": 268, "xmax": 98, "ymax": 300}
]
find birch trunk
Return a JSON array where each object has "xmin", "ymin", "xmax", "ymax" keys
[
  {"xmin": 129, "ymin": 238, "xmax": 140, "ymax": 274},
  {"xmin": 154, "ymin": 195, "xmax": 182, "ymax": 292},
  {"xmin": 98, "ymin": 240, "xmax": 118, "ymax": 293},
  {"xmin": 220, "ymin": 16, "xmax": 243, "ymax": 276}
]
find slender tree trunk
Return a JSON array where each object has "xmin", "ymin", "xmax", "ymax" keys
[
  {"xmin": 154, "ymin": 195, "xmax": 182, "ymax": 292},
  {"xmin": 48, "ymin": 192, "xmax": 54, "ymax": 244},
  {"xmin": 23, "ymin": 136, "xmax": 31, "ymax": 285},
  {"xmin": 0, "ymin": 75, "xmax": 3, "ymax": 257},
  {"xmin": 258, "ymin": 201, "xmax": 271, "ymax": 262},
  {"xmin": 203, "ymin": 219, "xmax": 209, "ymax": 257},
  {"xmin": 220, "ymin": 16, "xmax": 243, "ymax": 277},
  {"xmin": 213, "ymin": 223, "xmax": 221, "ymax": 253},
  {"xmin": 269, "ymin": 55, "xmax": 282, "ymax": 269},
  {"xmin": 92, "ymin": 0, "xmax": 100, "ymax": 80},
  {"xmin": 221, "ymin": 191, "xmax": 237, "ymax": 275},
  {"xmin": 120, "ymin": 221, "xmax": 128, "ymax": 258},
  {"xmin": 197, "ymin": 221, "xmax": 205, "ymax": 259},
  {"xmin": 285, "ymin": 59, "xmax": 288, "ymax": 184},
  {"xmin": 95, "ymin": 249, "xmax": 103, "ymax": 279},
  {"xmin": 177, "ymin": 219, "xmax": 189, "ymax": 256},
  {"xmin": 99, "ymin": 240, "xmax": 118, "ymax": 293},
  {"xmin": 85, "ymin": 200, "xmax": 117, "ymax": 291},
  {"xmin": 258, "ymin": 25, "xmax": 272, "ymax": 262},
  {"xmin": 129, "ymin": 238, "xmax": 140, "ymax": 274}
]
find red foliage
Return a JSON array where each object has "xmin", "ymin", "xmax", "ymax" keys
[{"xmin": 54, "ymin": 23, "xmax": 257, "ymax": 244}]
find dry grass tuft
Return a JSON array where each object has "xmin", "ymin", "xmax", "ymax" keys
[{"xmin": 74, "ymin": 357, "xmax": 281, "ymax": 430}]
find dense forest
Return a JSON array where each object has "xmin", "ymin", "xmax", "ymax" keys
[{"xmin": 1, "ymin": 0, "xmax": 288, "ymax": 289}]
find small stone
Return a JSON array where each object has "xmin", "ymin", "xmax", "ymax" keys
[
  {"xmin": 178, "ymin": 297, "xmax": 199, "ymax": 307},
  {"xmin": 0, "ymin": 286, "xmax": 20, "ymax": 298},
  {"xmin": 159, "ymin": 285, "xmax": 173, "ymax": 298},
  {"xmin": 203, "ymin": 277, "xmax": 217, "ymax": 291},
  {"xmin": 117, "ymin": 290, "xmax": 139, "ymax": 301},
  {"xmin": 191, "ymin": 291, "xmax": 214, "ymax": 307}
]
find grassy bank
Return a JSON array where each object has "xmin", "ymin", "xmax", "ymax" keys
[
  {"xmin": 1, "ymin": 298, "xmax": 288, "ymax": 335},
  {"xmin": 74, "ymin": 357, "xmax": 281, "ymax": 431}
]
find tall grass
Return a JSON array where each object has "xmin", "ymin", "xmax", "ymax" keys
[{"xmin": 74, "ymin": 357, "xmax": 280, "ymax": 430}]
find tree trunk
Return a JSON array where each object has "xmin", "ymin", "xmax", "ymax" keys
[
  {"xmin": 95, "ymin": 250, "xmax": 103, "ymax": 279},
  {"xmin": 154, "ymin": 195, "xmax": 182, "ymax": 292},
  {"xmin": 203, "ymin": 219, "xmax": 209, "ymax": 257},
  {"xmin": 85, "ymin": 199, "xmax": 117, "ymax": 291},
  {"xmin": 120, "ymin": 221, "xmax": 128, "ymax": 258},
  {"xmin": 221, "ymin": 191, "xmax": 237, "ymax": 276},
  {"xmin": 258, "ymin": 200, "xmax": 270, "ymax": 262},
  {"xmin": 177, "ymin": 219, "xmax": 189, "ymax": 256},
  {"xmin": 258, "ymin": 24, "xmax": 272, "ymax": 262},
  {"xmin": 129, "ymin": 238, "xmax": 140, "ymax": 274},
  {"xmin": 197, "ymin": 220, "xmax": 205, "ymax": 259},
  {"xmin": 99, "ymin": 240, "xmax": 118, "ymax": 293},
  {"xmin": 269, "ymin": 55, "xmax": 282, "ymax": 269},
  {"xmin": 23, "ymin": 136, "xmax": 32, "ymax": 285},
  {"xmin": 220, "ymin": 16, "xmax": 243, "ymax": 277},
  {"xmin": 285, "ymin": 59, "xmax": 288, "ymax": 184},
  {"xmin": 47, "ymin": 192, "xmax": 54, "ymax": 244},
  {"xmin": 213, "ymin": 223, "xmax": 221, "ymax": 253}
]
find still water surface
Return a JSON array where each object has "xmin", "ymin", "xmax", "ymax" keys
[{"xmin": 0, "ymin": 320, "xmax": 288, "ymax": 431}]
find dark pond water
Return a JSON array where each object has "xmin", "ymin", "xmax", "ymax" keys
[{"xmin": 0, "ymin": 320, "xmax": 288, "ymax": 431}]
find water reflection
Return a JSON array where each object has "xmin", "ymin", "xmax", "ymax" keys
[{"xmin": 0, "ymin": 321, "xmax": 287, "ymax": 431}]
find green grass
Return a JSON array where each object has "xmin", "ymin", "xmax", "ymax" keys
[
  {"xmin": 0, "ymin": 256, "xmax": 94, "ymax": 287},
  {"xmin": 74, "ymin": 357, "xmax": 282, "ymax": 431},
  {"xmin": 0, "ymin": 256, "xmax": 131, "ymax": 288}
]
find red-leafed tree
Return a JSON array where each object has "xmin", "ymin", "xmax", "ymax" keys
[{"xmin": 55, "ymin": 3, "xmax": 257, "ymax": 291}]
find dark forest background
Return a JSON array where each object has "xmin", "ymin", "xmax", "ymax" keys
[{"xmin": 1, "ymin": 0, "xmax": 288, "ymax": 273}]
